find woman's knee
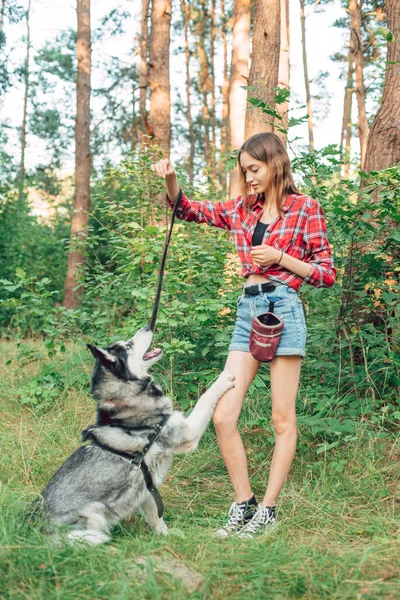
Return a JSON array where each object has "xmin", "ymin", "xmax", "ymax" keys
[
  {"xmin": 271, "ymin": 411, "xmax": 297, "ymax": 436},
  {"xmin": 212, "ymin": 406, "xmax": 238, "ymax": 433}
]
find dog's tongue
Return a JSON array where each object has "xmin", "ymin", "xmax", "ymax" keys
[{"xmin": 144, "ymin": 348, "xmax": 161, "ymax": 360}]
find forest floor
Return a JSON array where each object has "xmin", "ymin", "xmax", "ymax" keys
[{"xmin": 1, "ymin": 340, "xmax": 399, "ymax": 600}]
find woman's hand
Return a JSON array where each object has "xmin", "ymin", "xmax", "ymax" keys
[
  {"xmin": 250, "ymin": 245, "xmax": 282, "ymax": 267},
  {"xmin": 150, "ymin": 159, "xmax": 180, "ymax": 204},
  {"xmin": 150, "ymin": 158, "xmax": 176, "ymax": 179}
]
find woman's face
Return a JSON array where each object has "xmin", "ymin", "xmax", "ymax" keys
[{"xmin": 239, "ymin": 151, "xmax": 269, "ymax": 193}]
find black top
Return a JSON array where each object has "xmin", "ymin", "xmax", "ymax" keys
[{"xmin": 252, "ymin": 221, "xmax": 270, "ymax": 246}]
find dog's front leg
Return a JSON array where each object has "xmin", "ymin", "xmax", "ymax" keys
[
  {"xmin": 175, "ymin": 371, "xmax": 235, "ymax": 453},
  {"xmin": 139, "ymin": 495, "xmax": 168, "ymax": 535}
]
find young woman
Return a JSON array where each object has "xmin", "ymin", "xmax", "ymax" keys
[{"xmin": 151, "ymin": 132, "xmax": 336, "ymax": 538}]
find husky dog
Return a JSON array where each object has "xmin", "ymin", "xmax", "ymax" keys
[{"xmin": 34, "ymin": 327, "xmax": 234, "ymax": 545}]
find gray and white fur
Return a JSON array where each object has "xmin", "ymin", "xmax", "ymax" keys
[{"xmin": 32, "ymin": 327, "xmax": 234, "ymax": 545}]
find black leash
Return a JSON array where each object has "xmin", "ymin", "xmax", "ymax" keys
[
  {"xmin": 82, "ymin": 414, "xmax": 170, "ymax": 518},
  {"xmin": 149, "ymin": 190, "xmax": 182, "ymax": 331}
]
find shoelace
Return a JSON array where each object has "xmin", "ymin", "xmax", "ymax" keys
[
  {"xmin": 243, "ymin": 506, "xmax": 274, "ymax": 534},
  {"xmin": 224, "ymin": 502, "xmax": 247, "ymax": 530}
]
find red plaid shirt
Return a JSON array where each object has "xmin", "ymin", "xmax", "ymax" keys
[{"xmin": 169, "ymin": 191, "xmax": 336, "ymax": 291}]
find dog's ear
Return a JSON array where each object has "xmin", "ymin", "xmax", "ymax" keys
[{"xmin": 87, "ymin": 344, "xmax": 117, "ymax": 369}]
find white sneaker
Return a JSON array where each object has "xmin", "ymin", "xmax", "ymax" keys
[
  {"xmin": 237, "ymin": 504, "xmax": 277, "ymax": 539},
  {"xmin": 215, "ymin": 499, "xmax": 257, "ymax": 538}
]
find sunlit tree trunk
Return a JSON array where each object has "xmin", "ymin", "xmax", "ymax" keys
[
  {"xmin": 340, "ymin": 51, "xmax": 354, "ymax": 178},
  {"xmin": 138, "ymin": 0, "xmax": 150, "ymax": 143},
  {"xmin": 245, "ymin": 0, "xmax": 280, "ymax": 139},
  {"xmin": 181, "ymin": 0, "xmax": 194, "ymax": 183},
  {"xmin": 149, "ymin": 0, "xmax": 172, "ymax": 154},
  {"xmin": 220, "ymin": 0, "xmax": 229, "ymax": 195},
  {"xmin": 364, "ymin": 0, "xmax": 399, "ymax": 171},
  {"xmin": 196, "ymin": 3, "xmax": 211, "ymax": 167},
  {"xmin": 63, "ymin": 0, "xmax": 91, "ymax": 308},
  {"xmin": 299, "ymin": 0, "xmax": 314, "ymax": 151},
  {"xmin": 229, "ymin": 0, "xmax": 250, "ymax": 197},
  {"xmin": 210, "ymin": 0, "xmax": 217, "ymax": 179},
  {"xmin": 276, "ymin": 0, "xmax": 290, "ymax": 145},
  {"xmin": 349, "ymin": 0, "xmax": 369, "ymax": 168},
  {"xmin": 18, "ymin": 0, "xmax": 31, "ymax": 187}
]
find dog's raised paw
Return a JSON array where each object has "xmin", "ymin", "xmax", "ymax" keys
[{"xmin": 218, "ymin": 370, "xmax": 235, "ymax": 390}]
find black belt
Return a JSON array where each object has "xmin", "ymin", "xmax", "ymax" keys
[{"xmin": 243, "ymin": 282, "xmax": 278, "ymax": 296}]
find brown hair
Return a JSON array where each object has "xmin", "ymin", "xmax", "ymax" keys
[{"xmin": 238, "ymin": 132, "xmax": 299, "ymax": 211}]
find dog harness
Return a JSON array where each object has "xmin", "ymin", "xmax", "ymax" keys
[{"xmin": 82, "ymin": 414, "xmax": 170, "ymax": 518}]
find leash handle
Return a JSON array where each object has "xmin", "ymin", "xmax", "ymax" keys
[{"xmin": 149, "ymin": 190, "xmax": 182, "ymax": 332}]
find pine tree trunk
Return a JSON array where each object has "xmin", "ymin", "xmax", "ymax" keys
[
  {"xmin": 299, "ymin": 0, "xmax": 314, "ymax": 152},
  {"xmin": 210, "ymin": 0, "xmax": 217, "ymax": 180},
  {"xmin": 229, "ymin": 0, "xmax": 250, "ymax": 197},
  {"xmin": 149, "ymin": 0, "xmax": 172, "ymax": 154},
  {"xmin": 349, "ymin": 0, "xmax": 369, "ymax": 168},
  {"xmin": 19, "ymin": 0, "xmax": 31, "ymax": 187},
  {"xmin": 181, "ymin": 0, "xmax": 195, "ymax": 183},
  {"xmin": 341, "ymin": 51, "xmax": 354, "ymax": 178},
  {"xmin": 244, "ymin": 0, "xmax": 280, "ymax": 139},
  {"xmin": 220, "ymin": 0, "xmax": 229, "ymax": 195},
  {"xmin": 195, "ymin": 1, "xmax": 211, "ymax": 166},
  {"xmin": 364, "ymin": 0, "xmax": 400, "ymax": 171},
  {"xmin": 276, "ymin": 0, "xmax": 290, "ymax": 145},
  {"xmin": 138, "ymin": 0, "xmax": 150, "ymax": 143},
  {"xmin": 62, "ymin": 0, "xmax": 91, "ymax": 309}
]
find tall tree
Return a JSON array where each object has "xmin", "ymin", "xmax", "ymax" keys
[
  {"xmin": 210, "ymin": 0, "xmax": 216, "ymax": 164},
  {"xmin": 299, "ymin": 0, "xmax": 314, "ymax": 151},
  {"xmin": 277, "ymin": 0, "xmax": 290, "ymax": 145},
  {"xmin": 138, "ymin": 0, "xmax": 150, "ymax": 143},
  {"xmin": 149, "ymin": 0, "xmax": 172, "ymax": 154},
  {"xmin": 18, "ymin": 0, "xmax": 31, "ymax": 187},
  {"xmin": 181, "ymin": 0, "xmax": 195, "ymax": 183},
  {"xmin": 340, "ymin": 50, "xmax": 354, "ymax": 178},
  {"xmin": 244, "ymin": 0, "xmax": 280, "ymax": 139},
  {"xmin": 63, "ymin": 0, "xmax": 91, "ymax": 308},
  {"xmin": 364, "ymin": 3, "xmax": 399, "ymax": 171},
  {"xmin": 349, "ymin": 0, "xmax": 369, "ymax": 168},
  {"xmin": 229, "ymin": 0, "xmax": 250, "ymax": 197},
  {"xmin": 220, "ymin": 0, "xmax": 229, "ymax": 194}
]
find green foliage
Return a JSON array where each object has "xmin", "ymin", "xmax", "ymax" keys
[{"xmin": 0, "ymin": 147, "xmax": 399, "ymax": 440}]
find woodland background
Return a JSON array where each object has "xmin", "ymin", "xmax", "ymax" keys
[{"xmin": 0, "ymin": 0, "xmax": 399, "ymax": 598}]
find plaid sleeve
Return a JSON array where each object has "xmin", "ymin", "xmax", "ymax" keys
[
  {"xmin": 167, "ymin": 190, "xmax": 235, "ymax": 231},
  {"xmin": 303, "ymin": 202, "xmax": 336, "ymax": 288}
]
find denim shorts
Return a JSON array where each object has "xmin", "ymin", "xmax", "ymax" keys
[{"xmin": 229, "ymin": 284, "xmax": 307, "ymax": 357}]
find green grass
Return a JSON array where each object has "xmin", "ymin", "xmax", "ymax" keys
[{"xmin": 0, "ymin": 339, "xmax": 399, "ymax": 599}]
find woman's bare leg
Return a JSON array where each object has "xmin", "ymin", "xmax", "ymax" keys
[
  {"xmin": 261, "ymin": 356, "xmax": 302, "ymax": 506},
  {"xmin": 213, "ymin": 351, "xmax": 260, "ymax": 502}
]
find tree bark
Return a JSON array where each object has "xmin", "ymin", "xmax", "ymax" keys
[
  {"xmin": 220, "ymin": 0, "xmax": 229, "ymax": 195},
  {"xmin": 19, "ymin": 0, "xmax": 31, "ymax": 186},
  {"xmin": 62, "ymin": 0, "xmax": 91, "ymax": 309},
  {"xmin": 138, "ymin": 0, "xmax": 150, "ymax": 143},
  {"xmin": 244, "ymin": 0, "xmax": 280, "ymax": 139},
  {"xmin": 210, "ymin": 0, "xmax": 216, "ymax": 172},
  {"xmin": 196, "ymin": 1, "xmax": 211, "ymax": 166},
  {"xmin": 349, "ymin": 0, "xmax": 369, "ymax": 169},
  {"xmin": 364, "ymin": 0, "xmax": 400, "ymax": 171},
  {"xmin": 340, "ymin": 51, "xmax": 354, "ymax": 178},
  {"xmin": 149, "ymin": 0, "xmax": 172, "ymax": 154},
  {"xmin": 229, "ymin": 0, "xmax": 250, "ymax": 197},
  {"xmin": 181, "ymin": 0, "xmax": 195, "ymax": 183},
  {"xmin": 299, "ymin": 0, "xmax": 314, "ymax": 152},
  {"xmin": 276, "ymin": 0, "xmax": 290, "ymax": 145}
]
